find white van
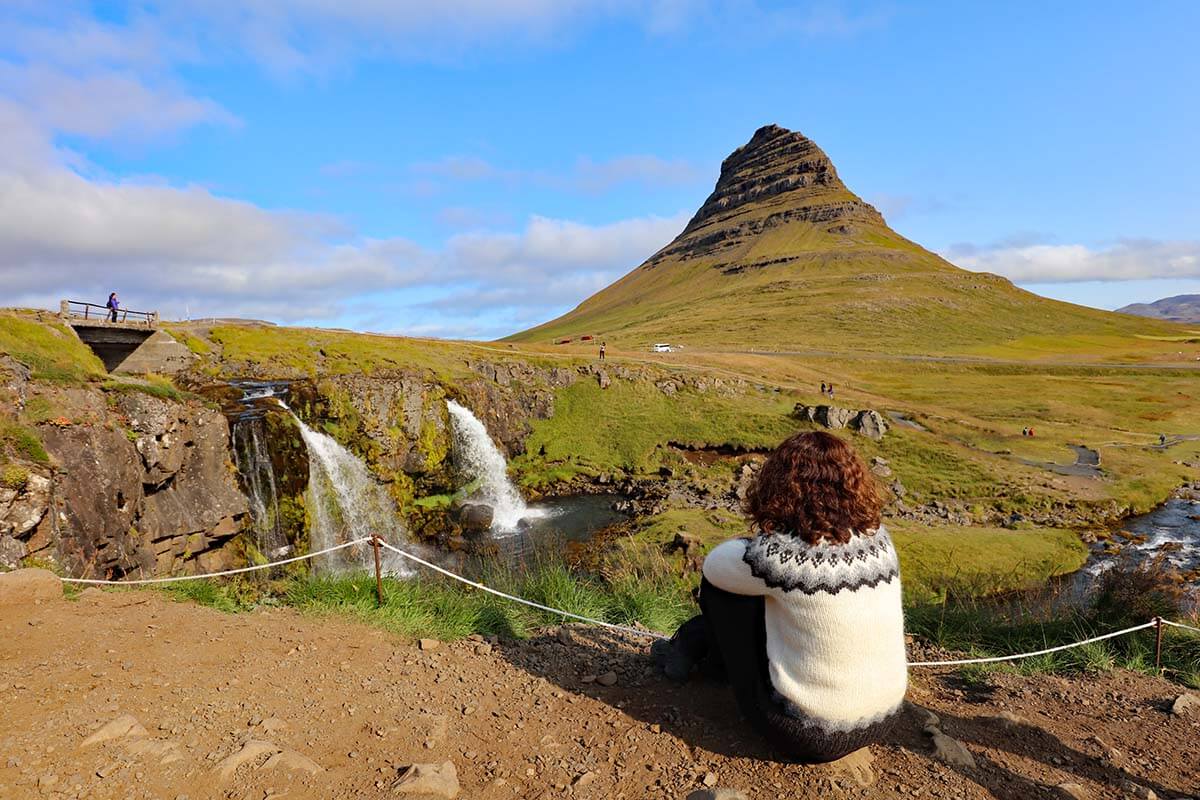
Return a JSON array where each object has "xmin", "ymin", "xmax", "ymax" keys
[{"xmin": 652, "ymin": 343, "xmax": 674, "ymax": 353}]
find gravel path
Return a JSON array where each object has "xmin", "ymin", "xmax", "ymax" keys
[{"xmin": 1, "ymin": 587, "xmax": 1197, "ymax": 799}]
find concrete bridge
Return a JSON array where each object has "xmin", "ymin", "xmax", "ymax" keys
[{"xmin": 60, "ymin": 300, "xmax": 194, "ymax": 375}]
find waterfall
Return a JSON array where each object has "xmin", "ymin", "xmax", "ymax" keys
[
  {"xmin": 231, "ymin": 417, "xmax": 289, "ymax": 559},
  {"xmin": 286, "ymin": 407, "xmax": 412, "ymax": 575},
  {"xmin": 445, "ymin": 399, "xmax": 535, "ymax": 531}
]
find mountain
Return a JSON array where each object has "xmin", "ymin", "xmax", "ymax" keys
[
  {"xmin": 509, "ymin": 125, "xmax": 1178, "ymax": 354},
  {"xmin": 1117, "ymin": 295, "xmax": 1200, "ymax": 324}
]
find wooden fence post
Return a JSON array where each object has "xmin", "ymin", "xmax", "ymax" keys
[
  {"xmin": 372, "ymin": 535, "xmax": 384, "ymax": 608},
  {"xmin": 1154, "ymin": 616, "xmax": 1163, "ymax": 673}
]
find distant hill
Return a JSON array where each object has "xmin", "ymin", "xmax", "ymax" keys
[
  {"xmin": 509, "ymin": 125, "xmax": 1179, "ymax": 353},
  {"xmin": 1117, "ymin": 294, "xmax": 1200, "ymax": 324}
]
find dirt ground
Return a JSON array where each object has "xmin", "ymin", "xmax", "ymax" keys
[{"xmin": 1, "ymin": 587, "xmax": 1198, "ymax": 800}]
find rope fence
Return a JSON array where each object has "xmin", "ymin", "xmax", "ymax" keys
[
  {"xmin": 39, "ymin": 535, "xmax": 1200, "ymax": 670},
  {"xmin": 59, "ymin": 538, "xmax": 373, "ymax": 585}
]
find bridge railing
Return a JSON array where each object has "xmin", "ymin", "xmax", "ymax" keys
[{"xmin": 61, "ymin": 300, "xmax": 158, "ymax": 327}]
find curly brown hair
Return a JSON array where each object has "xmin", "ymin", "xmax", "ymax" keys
[{"xmin": 743, "ymin": 431, "xmax": 881, "ymax": 544}]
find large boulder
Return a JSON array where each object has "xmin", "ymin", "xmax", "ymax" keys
[
  {"xmin": 814, "ymin": 406, "xmax": 854, "ymax": 430},
  {"xmin": 850, "ymin": 410, "xmax": 889, "ymax": 441},
  {"xmin": 0, "ymin": 567, "xmax": 61, "ymax": 605}
]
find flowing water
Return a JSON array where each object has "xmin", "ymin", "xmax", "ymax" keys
[
  {"xmin": 445, "ymin": 399, "xmax": 541, "ymax": 531},
  {"xmin": 288, "ymin": 408, "xmax": 413, "ymax": 575},
  {"xmin": 231, "ymin": 417, "xmax": 289, "ymax": 559},
  {"xmin": 1075, "ymin": 496, "xmax": 1200, "ymax": 591},
  {"xmin": 228, "ymin": 382, "xmax": 293, "ymax": 559},
  {"xmin": 444, "ymin": 399, "xmax": 630, "ymax": 559}
]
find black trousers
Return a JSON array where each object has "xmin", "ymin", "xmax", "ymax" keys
[{"xmin": 674, "ymin": 578, "xmax": 892, "ymax": 763}]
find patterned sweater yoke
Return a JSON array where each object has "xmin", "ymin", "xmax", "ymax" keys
[{"xmin": 701, "ymin": 526, "xmax": 909, "ymax": 738}]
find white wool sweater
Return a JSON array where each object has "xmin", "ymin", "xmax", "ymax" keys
[{"xmin": 701, "ymin": 526, "xmax": 908, "ymax": 733}]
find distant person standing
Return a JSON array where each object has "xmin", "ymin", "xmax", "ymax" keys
[
  {"xmin": 820, "ymin": 382, "xmax": 827, "ymax": 395},
  {"xmin": 828, "ymin": 383, "xmax": 835, "ymax": 400},
  {"xmin": 106, "ymin": 292, "xmax": 119, "ymax": 322},
  {"xmin": 599, "ymin": 341, "xmax": 606, "ymax": 361}
]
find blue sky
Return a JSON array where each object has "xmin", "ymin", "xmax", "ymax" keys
[{"xmin": 2, "ymin": 1, "xmax": 1198, "ymax": 338}]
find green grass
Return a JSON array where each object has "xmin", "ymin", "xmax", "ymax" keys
[
  {"xmin": 512, "ymin": 378, "xmax": 796, "ymax": 484},
  {"xmin": 0, "ymin": 422, "xmax": 49, "ymax": 464},
  {"xmin": 153, "ymin": 557, "xmax": 696, "ymax": 642},
  {"xmin": 889, "ymin": 523, "xmax": 1089, "ymax": 604},
  {"xmin": 627, "ymin": 511, "xmax": 1089, "ymax": 606},
  {"xmin": 0, "ymin": 312, "xmax": 105, "ymax": 383},
  {"xmin": 101, "ymin": 374, "xmax": 195, "ymax": 403}
]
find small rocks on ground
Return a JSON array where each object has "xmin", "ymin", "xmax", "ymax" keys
[
  {"xmin": 1054, "ymin": 783, "xmax": 1091, "ymax": 800},
  {"xmin": 417, "ymin": 639, "xmax": 440, "ymax": 651},
  {"xmin": 1170, "ymin": 692, "xmax": 1200, "ymax": 716},
  {"xmin": 393, "ymin": 761, "xmax": 459, "ymax": 798},
  {"xmin": 595, "ymin": 671, "xmax": 618, "ymax": 687},
  {"xmin": 686, "ymin": 789, "xmax": 748, "ymax": 800}
]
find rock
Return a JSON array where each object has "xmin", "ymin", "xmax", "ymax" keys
[
  {"xmin": 457, "ymin": 503, "xmax": 494, "ymax": 533},
  {"xmin": 1054, "ymin": 783, "xmax": 1091, "ymax": 800},
  {"xmin": 1171, "ymin": 693, "xmax": 1200, "ymax": 716},
  {"xmin": 869, "ymin": 457, "xmax": 892, "ymax": 478},
  {"xmin": 216, "ymin": 739, "xmax": 281, "ymax": 781},
  {"xmin": 814, "ymin": 406, "xmax": 854, "ymax": 430},
  {"xmin": 703, "ymin": 772, "xmax": 718, "ymax": 787},
  {"xmin": 0, "ymin": 568, "xmax": 59, "ymax": 605},
  {"xmin": 0, "ymin": 534, "xmax": 27, "ymax": 569},
  {"xmin": 849, "ymin": 410, "xmax": 889, "ymax": 440},
  {"xmin": 81, "ymin": 714, "xmax": 148, "ymax": 747},
  {"xmin": 393, "ymin": 761, "xmax": 460, "ymax": 798},
  {"xmin": 573, "ymin": 771, "xmax": 596, "ymax": 788},
  {"xmin": 890, "ymin": 479, "xmax": 907, "ymax": 499},
  {"xmin": 262, "ymin": 749, "xmax": 323, "ymax": 775},
  {"xmin": 929, "ymin": 731, "xmax": 976, "ymax": 768},
  {"xmin": 686, "ymin": 790, "xmax": 748, "ymax": 800},
  {"xmin": 827, "ymin": 747, "xmax": 876, "ymax": 788},
  {"xmin": 418, "ymin": 638, "xmax": 440, "ymax": 651},
  {"xmin": 255, "ymin": 718, "xmax": 288, "ymax": 735},
  {"xmin": 1120, "ymin": 781, "xmax": 1157, "ymax": 800},
  {"xmin": 1, "ymin": 473, "xmax": 51, "ymax": 537},
  {"xmin": 125, "ymin": 738, "xmax": 183, "ymax": 765},
  {"xmin": 596, "ymin": 671, "xmax": 618, "ymax": 687},
  {"xmin": 791, "ymin": 404, "xmax": 818, "ymax": 423}
]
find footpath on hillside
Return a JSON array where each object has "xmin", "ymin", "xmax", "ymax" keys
[{"xmin": 1, "ymin": 582, "xmax": 1198, "ymax": 800}]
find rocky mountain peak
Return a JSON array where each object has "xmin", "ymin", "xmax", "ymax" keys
[{"xmin": 647, "ymin": 124, "xmax": 886, "ymax": 266}]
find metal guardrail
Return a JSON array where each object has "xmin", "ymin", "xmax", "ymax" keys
[{"xmin": 61, "ymin": 300, "xmax": 158, "ymax": 326}]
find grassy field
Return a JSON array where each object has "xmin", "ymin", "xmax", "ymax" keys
[
  {"xmin": 0, "ymin": 311, "xmax": 106, "ymax": 383},
  {"xmin": 620, "ymin": 509, "xmax": 1089, "ymax": 605}
]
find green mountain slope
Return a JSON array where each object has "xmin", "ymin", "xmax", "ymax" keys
[{"xmin": 510, "ymin": 125, "xmax": 1181, "ymax": 355}]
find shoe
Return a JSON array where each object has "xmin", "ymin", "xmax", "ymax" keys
[{"xmin": 651, "ymin": 638, "xmax": 694, "ymax": 683}]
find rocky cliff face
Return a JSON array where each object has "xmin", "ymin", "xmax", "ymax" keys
[{"xmin": 0, "ymin": 356, "xmax": 248, "ymax": 576}]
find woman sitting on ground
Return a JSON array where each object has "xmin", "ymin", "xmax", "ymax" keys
[{"xmin": 652, "ymin": 431, "xmax": 907, "ymax": 762}]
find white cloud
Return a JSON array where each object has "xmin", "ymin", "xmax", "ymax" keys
[
  {"xmin": 0, "ymin": 164, "xmax": 684, "ymax": 330},
  {"xmin": 946, "ymin": 239, "xmax": 1200, "ymax": 283}
]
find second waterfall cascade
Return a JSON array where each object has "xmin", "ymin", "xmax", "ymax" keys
[{"xmin": 445, "ymin": 399, "xmax": 542, "ymax": 532}]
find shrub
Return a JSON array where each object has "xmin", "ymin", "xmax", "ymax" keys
[
  {"xmin": 2, "ymin": 464, "xmax": 30, "ymax": 490},
  {"xmin": 1090, "ymin": 556, "xmax": 1195, "ymax": 626}
]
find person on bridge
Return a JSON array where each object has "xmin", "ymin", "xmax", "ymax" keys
[
  {"xmin": 651, "ymin": 431, "xmax": 907, "ymax": 762},
  {"xmin": 106, "ymin": 292, "xmax": 119, "ymax": 322}
]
